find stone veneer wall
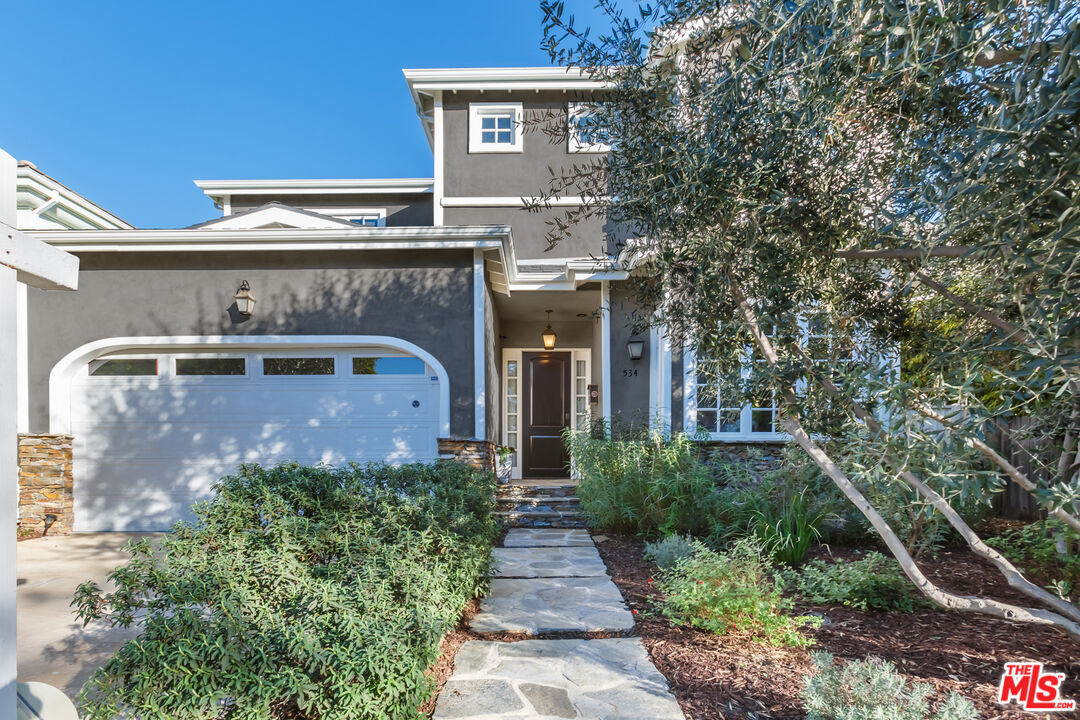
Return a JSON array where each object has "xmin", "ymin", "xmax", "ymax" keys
[
  {"xmin": 18, "ymin": 434, "xmax": 74, "ymax": 536},
  {"xmin": 438, "ymin": 438, "xmax": 499, "ymax": 478},
  {"xmin": 697, "ymin": 441, "xmax": 787, "ymax": 480}
]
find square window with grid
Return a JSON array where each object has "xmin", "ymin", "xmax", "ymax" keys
[
  {"xmin": 481, "ymin": 114, "xmax": 514, "ymax": 145},
  {"xmin": 470, "ymin": 103, "xmax": 523, "ymax": 153}
]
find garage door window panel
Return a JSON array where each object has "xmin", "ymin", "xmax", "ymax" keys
[
  {"xmin": 89, "ymin": 358, "xmax": 158, "ymax": 376},
  {"xmin": 352, "ymin": 356, "xmax": 427, "ymax": 375},
  {"xmin": 262, "ymin": 357, "xmax": 336, "ymax": 376},
  {"xmin": 176, "ymin": 357, "xmax": 247, "ymax": 376}
]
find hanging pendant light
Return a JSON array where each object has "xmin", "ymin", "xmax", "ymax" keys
[{"xmin": 541, "ymin": 309, "xmax": 557, "ymax": 350}]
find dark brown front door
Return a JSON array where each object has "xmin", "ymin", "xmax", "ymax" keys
[{"xmin": 521, "ymin": 351, "xmax": 571, "ymax": 478}]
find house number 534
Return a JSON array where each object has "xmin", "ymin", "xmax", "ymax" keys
[{"xmin": 622, "ymin": 369, "xmax": 638, "ymax": 378}]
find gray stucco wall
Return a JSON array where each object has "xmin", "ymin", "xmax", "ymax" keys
[
  {"xmin": 608, "ymin": 284, "xmax": 651, "ymax": 427},
  {"xmin": 26, "ymin": 249, "xmax": 475, "ymax": 437},
  {"xmin": 226, "ymin": 193, "xmax": 434, "ymax": 227},
  {"xmin": 443, "ymin": 207, "xmax": 609, "ymax": 260},
  {"xmin": 443, "ymin": 91, "xmax": 595, "ymax": 198},
  {"xmin": 441, "ymin": 90, "xmax": 613, "ymax": 261}
]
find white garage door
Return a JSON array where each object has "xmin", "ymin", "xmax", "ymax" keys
[{"xmin": 71, "ymin": 348, "xmax": 441, "ymax": 531}]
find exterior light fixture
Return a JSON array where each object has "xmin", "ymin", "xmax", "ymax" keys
[
  {"xmin": 541, "ymin": 310, "xmax": 557, "ymax": 350},
  {"xmin": 234, "ymin": 280, "xmax": 256, "ymax": 316},
  {"xmin": 627, "ymin": 338, "xmax": 644, "ymax": 361}
]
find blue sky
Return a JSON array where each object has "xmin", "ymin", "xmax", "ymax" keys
[{"xmin": 1, "ymin": 1, "xmax": 606, "ymax": 229}]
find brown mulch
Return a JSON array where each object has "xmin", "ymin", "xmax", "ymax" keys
[{"xmin": 593, "ymin": 533, "xmax": 1080, "ymax": 720}]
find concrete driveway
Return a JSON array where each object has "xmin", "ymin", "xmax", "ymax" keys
[{"xmin": 17, "ymin": 533, "xmax": 160, "ymax": 699}]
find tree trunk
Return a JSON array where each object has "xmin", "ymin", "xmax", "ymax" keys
[{"xmin": 730, "ymin": 283, "xmax": 1080, "ymax": 641}]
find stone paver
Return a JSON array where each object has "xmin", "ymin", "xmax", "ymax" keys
[
  {"xmin": 470, "ymin": 577, "xmax": 635, "ymax": 634},
  {"xmin": 433, "ymin": 639, "xmax": 685, "ymax": 720},
  {"xmin": 493, "ymin": 546, "xmax": 607, "ymax": 578},
  {"xmin": 502, "ymin": 528, "xmax": 593, "ymax": 547},
  {"xmin": 439, "ymin": 528, "xmax": 685, "ymax": 719}
]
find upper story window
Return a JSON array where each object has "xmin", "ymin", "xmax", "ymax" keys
[
  {"xmin": 568, "ymin": 102, "xmax": 611, "ymax": 153},
  {"xmin": 469, "ymin": 102, "xmax": 523, "ymax": 153},
  {"xmin": 342, "ymin": 210, "xmax": 386, "ymax": 227}
]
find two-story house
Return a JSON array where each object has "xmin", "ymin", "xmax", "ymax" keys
[{"xmin": 16, "ymin": 67, "xmax": 782, "ymax": 533}]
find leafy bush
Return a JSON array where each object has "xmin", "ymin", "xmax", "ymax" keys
[
  {"xmin": 567, "ymin": 429, "xmax": 721, "ymax": 536},
  {"xmin": 644, "ymin": 534, "xmax": 696, "ymax": 570},
  {"xmin": 653, "ymin": 538, "xmax": 819, "ymax": 647},
  {"xmin": 987, "ymin": 519, "xmax": 1080, "ymax": 601},
  {"xmin": 72, "ymin": 461, "xmax": 498, "ymax": 720},
  {"xmin": 803, "ymin": 652, "xmax": 976, "ymax": 720},
  {"xmin": 785, "ymin": 552, "xmax": 919, "ymax": 611}
]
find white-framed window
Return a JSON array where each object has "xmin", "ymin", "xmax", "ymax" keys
[
  {"xmin": 340, "ymin": 209, "xmax": 386, "ymax": 227},
  {"xmin": 469, "ymin": 102, "xmax": 523, "ymax": 153},
  {"xmin": 684, "ymin": 317, "xmax": 861, "ymax": 441},
  {"xmin": 567, "ymin": 102, "xmax": 610, "ymax": 153}
]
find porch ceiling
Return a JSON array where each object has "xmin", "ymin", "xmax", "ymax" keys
[{"xmin": 494, "ymin": 289, "xmax": 601, "ymax": 322}]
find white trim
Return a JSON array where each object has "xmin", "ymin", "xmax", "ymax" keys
[
  {"xmin": 195, "ymin": 205, "xmax": 356, "ymax": 230},
  {"xmin": 29, "ymin": 226, "xmax": 512, "ymax": 255},
  {"xmin": 194, "ymin": 178, "xmax": 434, "ymax": 198},
  {"xmin": 433, "ymin": 91, "xmax": 444, "ymax": 226},
  {"xmin": 441, "ymin": 196, "xmax": 597, "ymax": 207},
  {"xmin": 600, "ymin": 281, "xmax": 612, "ymax": 422},
  {"xmin": 16, "ymin": 282, "xmax": 27, "ymax": 433},
  {"xmin": 48, "ymin": 335, "xmax": 452, "ymax": 439},
  {"xmin": 648, "ymin": 324, "xmax": 671, "ymax": 433},
  {"xmin": 473, "ymin": 249, "xmax": 486, "ymax": 439},
  {"xmin": 1, "ymin": 222, "xmax": 80, "ymax": 291},
  {"xmin": 404, "ymin": 66, "xmax": 607, "ymax": 93},
  {"xmin": 469, "ymin": 102, "xmax": 524, "ymax": 154}
]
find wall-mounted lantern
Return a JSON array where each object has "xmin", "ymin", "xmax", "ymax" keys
[
  {"xmin": 541, "ymin": 310, "xmax": 557, "ymax": 350},
  {"xmin": 627, "ymin": 337, "xmax": 644, "ymax": 361},
  {"xmin": 234, "ymin": 280, "xmax": 256, "ymax": 316}
]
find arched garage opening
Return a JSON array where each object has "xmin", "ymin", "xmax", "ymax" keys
[{"xmin": 49, "ymin": 336, "xmax": 450, "ymax": 531}]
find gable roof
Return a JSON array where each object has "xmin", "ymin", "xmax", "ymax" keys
[{"xmin": 186, "ymin": 203, "xmax": 359, "ymax": 230}]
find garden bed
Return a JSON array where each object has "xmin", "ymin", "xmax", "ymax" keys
[{"xmin": 594, "ymin": 533, "xmax": 1080, "ymax": 720}]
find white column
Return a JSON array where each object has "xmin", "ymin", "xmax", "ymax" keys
[
  {"xmin": 648, "ymin": 323, "xmax": 672, "ymax": 433},
  {"xmin": 16, "ymin": 284, "xmax": 27, "ymax": 434},
  {"xmin": 433, "ymin": 91, "xmax": 444, "ymax": 226},
  {"xmin": 0, "ymin": 264, "xmax": 17, "ymax": 716},
  {"xmin": 600, "ymin": 281, "xmax": 612, "ymax": 422},
  {"xmin": 473, "ymin": 249, "xmax": 486, "ymax": 439}
]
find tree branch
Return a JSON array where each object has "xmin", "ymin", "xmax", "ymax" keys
[
  {"xmin": 731, "ymin": 285, "xmax": 1080, "ymax": 640},
  {"xmin": 917, "ymin": 402, "xmax": 1080, "ymax": 536}
]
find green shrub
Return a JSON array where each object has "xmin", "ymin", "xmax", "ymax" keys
[
  {"xmin": 72, "ymin": 461, "xmax": 498, "ymax": 720},
  {"xmin": 785, "ymin": 552, "xmax": 919, "ymax": 611},
  {"xmin": 749, "ymin": 489, "xmax": 826, "ymax": 566},
  {"xmin": 644, "ymin": 534, "xmax": 696, "ymax": 570},
  {"xmin": 653, "ymin": 538, "xmax": 819, "ymax": 647},
  {"xmin": 803, "ymin": 652, "xmax": 977, "ymax": 720},
  {"xmin": 567, "ymin": 429, "xmax": 720, "ymax": 536},
  {"xmin": 987, "ymin": 519, "xmax": 1080, "ymax": 601}
]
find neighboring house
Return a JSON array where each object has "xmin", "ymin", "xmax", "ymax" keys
[{"xmin": 16, "ymin": 66, "xmax": 778, "ymax": 534}]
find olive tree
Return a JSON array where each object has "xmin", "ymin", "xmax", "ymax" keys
[{"xmin": 536, "ymin": 0, "xmax": 1080, "ymax": 638}]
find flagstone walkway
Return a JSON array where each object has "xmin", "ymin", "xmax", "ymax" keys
[{"xmin": 434, "ymin": 528, "xmax": 685, "ymax": 720}]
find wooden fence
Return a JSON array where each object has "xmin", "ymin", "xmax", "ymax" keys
[{"xmin": 987, "ymin": 416, "xmax": 1045, "ymax": 521}]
